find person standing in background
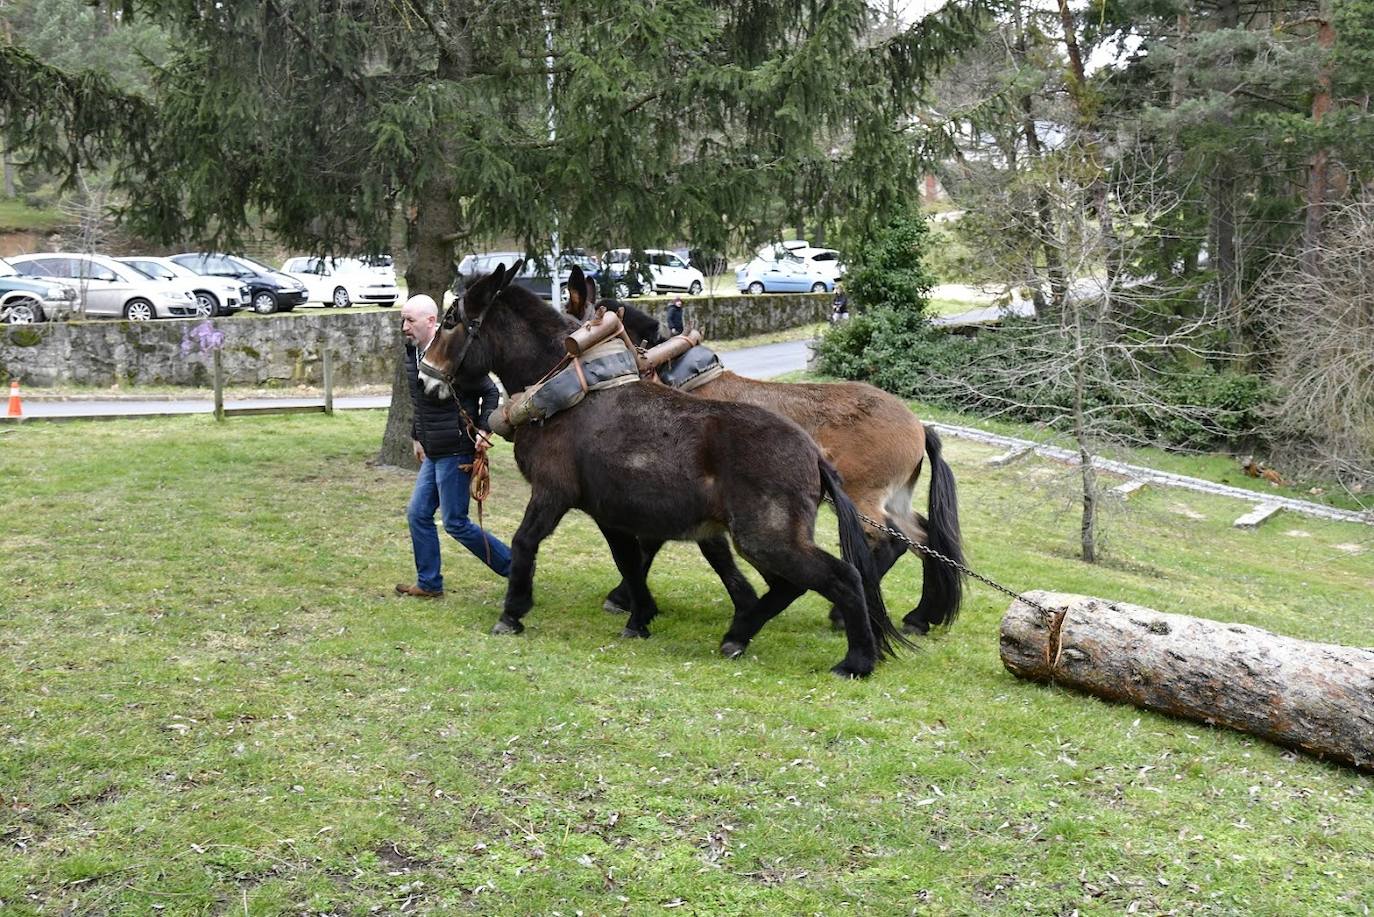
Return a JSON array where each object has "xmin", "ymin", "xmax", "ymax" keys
[{"xmin": 666, "ymin": 296, "xmax": 685, "ymax": 336}]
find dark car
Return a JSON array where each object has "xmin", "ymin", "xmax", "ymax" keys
[
  {"xmin": 455, "ymin": 251, "xmax": 574, "ymax": 304},
  {"xmin": 597, "ymin": 250, "xmax": 653, "ymax": 298},
  {"xmin": 170, "ymin": 252, "xmax": 310, "ymax": 315}
]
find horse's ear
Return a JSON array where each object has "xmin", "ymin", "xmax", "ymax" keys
[
  {"xmin": 585, "ymin": 278, "xmax": 598, "ymax": 307},
  {"xmin": 566, "ymin": 265, "xmax": 587, "ymax": 318},
  {"xmin": 502, "ymin": 260, "xmax": 525, "ymax": 289}
]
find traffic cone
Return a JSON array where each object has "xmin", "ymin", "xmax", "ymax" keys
[{"xmin": 6, "ymin": 379, "xmax": 21, "ymax": 418}]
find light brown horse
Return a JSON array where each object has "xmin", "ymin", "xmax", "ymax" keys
[{"xmin": 575, "ymin": 292, "xmax": 965, "ymax": 635}]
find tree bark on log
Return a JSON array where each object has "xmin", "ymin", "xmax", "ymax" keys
[{"xmin": 999, "ymin": 591, "xmax": 1374, "ymax": 772}]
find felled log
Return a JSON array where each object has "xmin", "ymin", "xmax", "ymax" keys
[{"xmin": 1000, "ymin": 591, "xmax": 1374, "ymax": 771}]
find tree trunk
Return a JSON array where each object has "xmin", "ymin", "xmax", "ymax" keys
[
  {"xmin": 999, "ymin": 592, "xmax": 1374, "ymax": 772},
  {"xmin": 1011, "ymin": 0, "xmax": 1065, "ymax": 308},
  {"xmin": 375, "ymin": 13, "xmax": 469, "ymax": 468},
  {"xmin": 1161, "ymin": 13, "xmax": 1190, "ymax": 276},
  {"xmin": 1212, "ymin": 0, "xmax": 1243, "ymax": 349},
  {"xmin": 1072, "ymin": 335, "xmax": 1097, "ymax": 562},
  {"xmin": 1055, "ymin": 0, "xmax": 1087, "ymax": 105},
  {"xmin": 2, "ymin": 148, "xmax": 14, "ymax": 198},
  {"xmin": 1211, "ymin": 171, "xmax": 1240, "ymax": 338},
  {"xmin": 1302, "ymin": 1, "xmax": 1335, "ymax": 276},
  {"xmin": 375, "ymin": 178, "xmax": 461, "ymax": 468}
]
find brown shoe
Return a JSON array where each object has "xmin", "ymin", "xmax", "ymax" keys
[{"xmin": 395, "ymin": 583, "xmax": 444, "ymax": 599}]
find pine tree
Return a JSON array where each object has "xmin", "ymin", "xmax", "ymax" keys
[{"xmin": 2, "ymin": 0, "xmax": 988, "ymax": 463}]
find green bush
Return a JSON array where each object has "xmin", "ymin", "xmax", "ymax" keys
[
  {"xmin": 1150, "ymin": 368, "xmax": 1271, "ymax": 449},
  {"xmin": 845, "ymin": 209, "xmax": 937, "ymax": 315}
]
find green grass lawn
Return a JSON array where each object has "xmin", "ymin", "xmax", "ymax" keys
[
  {"xmin": 0, "ymin": 198, "xmax": 66, "ymax": 233},
  {"xmin": 1, "ymin": 412, "xmax": 1371, "ymax": 915}
]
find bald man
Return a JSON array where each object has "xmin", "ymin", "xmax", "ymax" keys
[{"xmin": 396, "ymin": 293, "xmax": 511, "ymax": 598}]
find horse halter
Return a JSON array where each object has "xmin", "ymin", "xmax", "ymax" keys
[{"xmin": 420, "ymin": 293, "xmax": 487, "ymax": 391}]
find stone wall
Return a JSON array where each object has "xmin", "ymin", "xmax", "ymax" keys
[
  {"xmin": 0, "ymin": 292, "xmax": 829, "ymax": 387},
  {"xmin": 1, "ymin": 311, "xmax": 399, "ymax": 387},
  {"xmin": 633, "ymin": 291, "xmax": 829, "ymax": 340}
]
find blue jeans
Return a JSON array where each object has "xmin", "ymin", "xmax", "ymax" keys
[{"xmin": 407, "ymin": 454, "xmax": 512, "ymax": 591}]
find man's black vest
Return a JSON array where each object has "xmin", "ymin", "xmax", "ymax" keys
[{"xmin": 404, "ymin": 341, "xmax": 498, "ymax": 458}]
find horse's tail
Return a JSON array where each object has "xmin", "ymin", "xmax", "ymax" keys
[
  {"xmin": 820, "ymin": 459, "xmax": 913, "ymax": 660},
  {"xmin": 913, "ymin": 425, "xmax": 965, "ymax": 629}
]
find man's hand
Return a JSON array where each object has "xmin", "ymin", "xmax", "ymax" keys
[
  {"xmin": 474, "ymin": 431, "xmax": 492, "ymax": 453},
  {"xmin": 412, "ymin": 439, "xmax": 425, "ymax": 463}
]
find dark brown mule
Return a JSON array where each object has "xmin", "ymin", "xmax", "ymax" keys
[
  {"xmin": 575, "ymin": 293, "xmax": 965, "ymax": 636},
  {"xmin": 419, "ymin": 262, "xmax": 911, "ymax": 677}
]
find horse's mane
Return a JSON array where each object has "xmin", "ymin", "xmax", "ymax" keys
[{"xmin": 495, "ymin": 282, "xmax": 581, "ymax": 339}]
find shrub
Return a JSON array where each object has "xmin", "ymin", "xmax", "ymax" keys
[
  {"xmin": 818, "ymin": 316, "xmax": 1271, "ymax": 453},
  {"xmin": 844, "ymin": 209, "xmax": 937, "ymax": 316}
]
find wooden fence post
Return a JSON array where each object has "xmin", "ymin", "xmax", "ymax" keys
[
  {"xmin": 212, "ymin": 348, "xmax": 225, "ymax": 422},
  {"xmin": 323, "ymin": 346, "xmax": 335, "ymax": 416}
]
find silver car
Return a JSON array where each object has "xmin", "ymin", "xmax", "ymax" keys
[
  {"xmin": 118, "ymin": 255, "xmax": 251, "ymax": 318},
  {"xmin": 7, "ymin": 253, "xmax": 199, "ymax": 320}
]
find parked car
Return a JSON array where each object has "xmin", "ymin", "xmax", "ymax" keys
[
  {"xmin": 594, "ymin": 251, "xmax": 648, "ymax": 298},
  {"xmin": 357, "ymin": 254, "xmax": 397, "ymax": 284},
  {"xmin": 8, "ymin": 252, "xmax": 199, "ymax": 319},
  {"xmin": 602, "ymin": 249, "xmax": 706, "ymax": 297},
  {"xmin": 672, "ymin": 247, "xmax": 729, "ymax": 277},
  {"xmin": 280, "ymin": 256, "xmax": 400, "ymax": 307},
  {"xmin": 0, "ymin": 256, "xmax": 78, "ymax": 323},
  {"xmin": 170, "ymin": 252, "xmax": 309, "ymax": 314},
  {"xmin": 735, "ymin": 250, "xmax": 836, "ymax": 294},
  {"xmin": 792, "ymin": 247, "xmax": 847, "ymax": 283},
  {"xmin": 117, "ymin": 255, "xmax": 249, "ymax": 318},
  {"xmin": 455, "ymin": 251, "xmax": 572, "ymax": 303}
]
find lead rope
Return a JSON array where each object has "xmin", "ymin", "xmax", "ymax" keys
[
  {"xmin": 455, "ymin": 401, "xmax": 494, "ymax": 567},
  {"xmin": 822, "ymin": 496, "xmax": 1069, "ymax": 672}
]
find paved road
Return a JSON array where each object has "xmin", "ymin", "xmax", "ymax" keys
[
  {"xmin": 932, "ymin": 298, "xmax": 1035, "ymax": 326},
  {"xmin": 719, "ymin": 339, "xmax": 811, "ymax": 378}
]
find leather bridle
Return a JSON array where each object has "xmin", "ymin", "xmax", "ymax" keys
[{"xmin": 419, "ymin": 293, "xmax": 489, "ymax": 392}]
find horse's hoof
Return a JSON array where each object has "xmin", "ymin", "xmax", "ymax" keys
[
  {"xmin": 830, "ymin": 661, "xmax": 874, "ymax": 679},
  {"xmin": 720, "ymin": 640, "xmax": 748, "ymax": 659},
  {"xmin": 902, "ymin": 619, "xmax": 931, "ymax": 637},
  {"xmin": 490, "ymin": 616, "xmax": 524, "ymax": 636},
  {"xmin": 620, "ymin": 626, "xmax": 650, "ymax": 639},
  {"xmin": 603, "ymin": 598, "xmax": 630, "ymax": 616}
]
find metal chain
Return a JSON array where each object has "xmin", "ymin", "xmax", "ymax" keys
[{"xmin": 823, "ymin": 495, "xmax": 1058, "ymax": 621}]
